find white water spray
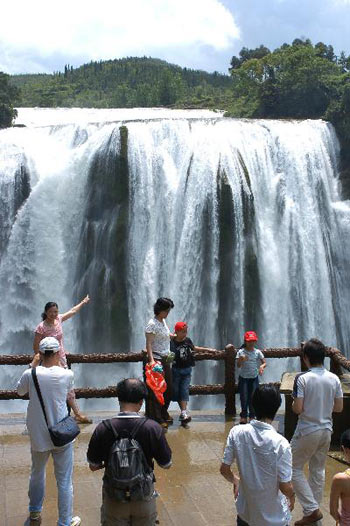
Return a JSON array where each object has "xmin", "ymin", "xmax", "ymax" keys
[{"xmin": 1, "ymin": 108, "xmax": 349, "ymax": 411}]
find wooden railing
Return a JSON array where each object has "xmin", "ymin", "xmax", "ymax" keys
[{"xmin": 1, "ymin": 345, "xmax": 349, "ymax": 415}]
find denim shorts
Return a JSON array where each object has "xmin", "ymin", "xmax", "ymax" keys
[{"xmin": 172, "ymin": 367, "xmax": 192, "ymax": 402}]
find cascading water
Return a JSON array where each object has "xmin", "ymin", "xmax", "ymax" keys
[{"xmin": 1, "ymin": 108, "xmax": 350, "ymax": 412}]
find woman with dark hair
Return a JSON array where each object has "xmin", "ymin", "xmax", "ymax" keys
[
  {"xmin": 33, "ymin": 296, "xmax": 91, "ymax": 424},
  {"xmin": 145, "ymin": 297, "xmax": 174, "ymax": 428}
]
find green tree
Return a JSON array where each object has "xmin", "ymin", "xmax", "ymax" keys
[
  {"xmin": 228, "ymin": 42, "xmax": 341, "ymax": 118},
  {"xmin": 230, "ymin": 45, "xmax": 270, "ymax": 71},
  {"xmin": 0, "ymin": 72, "xmax": 19, "ymax": 128},
  {"xmin": 338, "ymin": 51, "xmax": 350, "ymax": 73},
  {"xmin": 315, "ymin": 42, "xmax": 336, "ymax": 62},
  {"xmin": 226, "ymin": 38, "xmax": 350, "ymax": 188}
]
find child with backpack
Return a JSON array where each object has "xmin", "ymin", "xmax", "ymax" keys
[
  {"xmin": 171, "ymin": 321, "xmax": 207, "ymax": 424},
  {"xmin": 330, "ymin": 429, "xmax": 350, "ymax": 525},
  {"xmin": 236, "ymin": 331, "xmax": 266, "ymax": 424}
]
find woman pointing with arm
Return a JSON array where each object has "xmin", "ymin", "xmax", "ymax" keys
[{"xmin": 33, "ymin": 295, "xmax": 92, "ymax": 424}]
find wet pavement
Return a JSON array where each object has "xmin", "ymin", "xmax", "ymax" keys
[{"xmin": 0, "ymin": 411, "xmax": 342, "ymax": 525}]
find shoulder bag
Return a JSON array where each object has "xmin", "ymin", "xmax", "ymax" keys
[{"xmin": 31, "ymin": 368, "xmax": 80, "ymax": 447}]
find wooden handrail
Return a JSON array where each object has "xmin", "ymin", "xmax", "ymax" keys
[{"xmin": 1, "ymin": 345, "xmax": 349, "ymax": 415}]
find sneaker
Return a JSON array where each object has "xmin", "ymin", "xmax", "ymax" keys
[
  {"xmin": 29, "ymin": 511, "xmax": 41, "ymax": 521},
  {"xmin": 239, "ymin": 417, "xmax": 247, "ymax": 424},
  {"xmin": 71, "ymin": 517, "xmax": 82, "ymax": 526},
  {"xmin": 179, "ymin": 412, "xmax": 192, "ymax": 424}
]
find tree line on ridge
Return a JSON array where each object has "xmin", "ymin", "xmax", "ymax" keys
[{"xmin": 1, "ymin": 40, "xmax": 350, "ymax": 181}]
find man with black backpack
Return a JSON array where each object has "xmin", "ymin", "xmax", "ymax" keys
[{"xmin": 87, "ymin": 378, "xmax": 172, "ymax": 525}]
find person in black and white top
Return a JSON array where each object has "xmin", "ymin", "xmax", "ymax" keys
[
  {"xmin": 292, "ymin": 338, "xmax": 343, "ymax": 525},
  {"xmin": 145, "ymin": 297, "xmax": 174, "ymax": 428},
  {"xmin": 171, "ymin": 321, "xmax": 208, "ymax": 424},
  {"xmin": 17, "ymin": 337, "xmax": 81, "ymax": 526},
  {"xmin": 87, "ymin": 378, "xmax": 172, "ymax": 526}
]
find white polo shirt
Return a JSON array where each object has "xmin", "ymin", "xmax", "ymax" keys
[
  {"xmin": 17, "ymin": 365, "xmax": 74, "ymax": 451},
  {"xmin": 293, "ymin": 367, "xmax": 343, "ymax": 437},
  {"xmin": 222, "ymin": 420, "xmax": 292, "ymax": 526}
]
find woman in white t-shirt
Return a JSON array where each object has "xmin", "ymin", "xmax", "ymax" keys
[{"xmin": 145, "ymin": 297, "xmax": 174, "ymax": 428}]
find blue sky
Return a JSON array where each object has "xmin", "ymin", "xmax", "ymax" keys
[{"xmin": 1, "ymin": 0, "xmax": 349, "ymax": 75}]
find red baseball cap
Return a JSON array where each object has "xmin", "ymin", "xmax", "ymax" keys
[
  {"xmin": 244, "ymin": 331, "xmax": 258, "ymax": 342},
  {"xmin": 175, "ymin": 322, "xmax": 187, "ymax": 333}
]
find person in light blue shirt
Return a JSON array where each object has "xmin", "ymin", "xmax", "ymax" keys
[
  {"xmin": 236, "ymin": 331, "xmax": 266, "ymax": 424},
  {"xmin": 220, "ymin": 385, "xmax": 295, "ymax": 526}
]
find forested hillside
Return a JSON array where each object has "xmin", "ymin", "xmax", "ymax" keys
[
  {"xmin": 3, "ymin": 41, "xmax": 350, "ymax": 187},
  {"xmin": 225, "ymin": 38, "xmax": 350, "ymax": 194},
  {"xmin": 10, "ymin": 57, "xmax": 232, "ymax": 109}
]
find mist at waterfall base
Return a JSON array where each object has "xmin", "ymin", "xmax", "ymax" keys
[{"xmin": 1, "ymin": 108, "xmax": 350, "ymax": 414}]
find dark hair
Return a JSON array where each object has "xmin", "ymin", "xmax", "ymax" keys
[
  {"xmin": 303, "ymin": 338, "xmax": 325, "ymax": 366},
  {"xmin": 252, "ymin": 385, "xmax": 282, "ymax": 421},
  {"xmin": 341, "ymin": 429, "xmax": 350, "ymax": 449},
  {"xmin": 41, "ymin": 302, "xmax": 58, "ymax": 321},
  {"xmin": 117, "ymin": 378, "xmax": 148, "ymax": 403},
  {"xmin": 153, "ymin": 297, "xmax": 174, "ymax": 316}
]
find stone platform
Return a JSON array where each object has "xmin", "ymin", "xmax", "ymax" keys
[{"xmin": 0, "ymin": 411, "xmax": 342, "ymax": 525}]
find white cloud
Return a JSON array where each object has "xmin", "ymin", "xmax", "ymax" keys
[{"xmin": 0, "ymin": 0, "xmax": 239, "ymax": 73}]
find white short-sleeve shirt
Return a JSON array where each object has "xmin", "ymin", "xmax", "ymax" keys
[
  {"xmin": 17, "ymin": 365, "xmax": 74, "ymax": 451},
  {"xmin": 145, "ymin": 318, "xmax": 170, "ymax": 359},
  {"xmin": 222, "ymin": 420, "xmax": 292, "ymax": 526},
  {"xmin": 293, "ymin": 367, "xmax": 343, "ymax": 437}
]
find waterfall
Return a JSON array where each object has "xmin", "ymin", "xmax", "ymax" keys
[{"xmin": 1, "ymin": 108, "xmax": 350, "ymax": 411}]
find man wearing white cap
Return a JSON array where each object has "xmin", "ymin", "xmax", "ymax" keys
[{"xmin": 17, "ymin": 336, "xmax": 81, "ymax": 526}]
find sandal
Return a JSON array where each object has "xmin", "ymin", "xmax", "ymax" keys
[{"xmin": 75, "ymin": 414, "xmax": 92, "ymax": 424}]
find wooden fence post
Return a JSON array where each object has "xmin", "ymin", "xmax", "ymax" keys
[
  {"xmin": 224, "ymin": 344, "xmax": 236, "ymax": 416},
  {"xmin": 300, "ymin": 342, "xmax": 308, "ymax": 371},
  {"xmin": 329, "ymin": 349, "xmax": 343, "ymax": 377}
]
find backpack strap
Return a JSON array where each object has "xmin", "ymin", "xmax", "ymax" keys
[
  {"xmin": 103, "ymin": 418, "xmax": 118, "ymax": 440},
  {"xmin": 103, "ymin": 416, "xmax": 147, "ymax": 440},
  {"xmin": 130, "ymin": 417, "xmax": 147, "ymax": 439}
]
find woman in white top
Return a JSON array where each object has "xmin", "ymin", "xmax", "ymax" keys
[{"xmin": 145, "ymin": 297, "xmax": 174, "ymax": 428}]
